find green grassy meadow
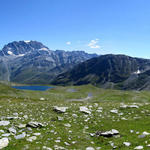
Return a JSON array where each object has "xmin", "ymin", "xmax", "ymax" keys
[{"xmin": 0, "ymin": 83, "xmax": 150, "ymax": 149}]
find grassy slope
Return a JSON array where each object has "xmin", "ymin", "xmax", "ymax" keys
[{"xmin": 0, "ymin": 84, "xmax": 150, "ymax": 149}]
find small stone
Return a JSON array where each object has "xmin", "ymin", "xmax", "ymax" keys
[
  {"xmin": 64, "ymin": 142, "xmax": 70, "ymax": 146},
  {"xmin": 0, "ymin": 138, "xmax": 9, "ymax": 149},
  {"xmin": 57, "ymin": 116, "xmax": 64, "ymax": 121},
  {"xmin": 55, "ymin": 140, "xmax": 60, "ymax": 143},
  {"xmin": 86, "ymin": 147, "xmax": 95, "ymax": 150},
  {"xmin": 14, "ymin": 132, "xmax": 26, "ymax": 139},
  {"xmin": 123, "ymin": 142, "xmax": 131, "ymax": 146},
  {"xmin": 0, "ymin": 121, "xmax": 10, "ymax": 126},
  {"xmin": 80, "ymin": 106, "xmax": 91, "ymax": 114},
  {"xmin": 17, "ymin": 124, "xmax": 26, "ymax": 128},
  {"xmin": 26, "ymin": 121, "xmax": 44, "ymax": 128},
  {"xmin": 129, "ymin": 105, "xmax": 139, "ymax": 108},
  {"xmin": 64, "ymin": 123, "xmax": 71, "ymax": 128},
  {"xmin": 26, "ymin": 136, "xmax": 37, "ymax": 142},
  {"xmin": 134, "ymin": 146, "xmax": 143, "ymax": 149},
  {"xmin": 40, "ymin": 97, "xmax": 45, "ymax": 101},
  {"xmin": 138, "ymin": 134, "xmax": 146, "ymax": 138},
  {"xmin": 8, "ymin": 127, "xmax": 17, "ymax": 134},
  {"xmin": 130, "ymin": 130, "xmax": 134, "ymax": 133},
  {"xmin": 33, "ymin": 133, "xmax": 41, "ymax": 136},
  {"xmin": 143, "ymin": 131, "xmax": 150, "ymax": 135},
  {"xmin": 43, "ymin": 146, "xmax": 52, "ymax": 150},
  {"xmin": 23, "ymin": 115, "xmax": 28, "ymax": 119},
  {"xmin": 2, "ymin": 133, "xmax": 11, "ymax": 137},
  {"xmin": 110, "ymin": 109, "xmax": 118, "ymax": 114},
  {"xmin": 96, "ymin": 129, "xmax": 119, "ymax": 137},
  {"xmin": 0, "ymin": 130, "xmax": 4, "ymax": 133},
  {"xmin": 53, "ymin": 106, "xmax": 68, "ymax": 113},
  {"xmin": 72, "ymin": 114, "xmax": 78, "ymax": 118},
  {"xmin": 90, "ymin": 133, "xmax": 95, "ymax": 137},
  {"xmin": 5, "ymin": 116, "xmax": 18, "ymax": 120}
]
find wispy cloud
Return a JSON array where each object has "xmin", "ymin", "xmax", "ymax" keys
[
  {"xmin": 66, "ymin": 41, "xmax": 71, "ymax": 45},
  {"xmin": 88, "ymin": 39, "xmax": 100, "ymax": 48}
]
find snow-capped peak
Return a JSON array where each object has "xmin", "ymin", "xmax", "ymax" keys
[{"xmin": 24, "ymin": 40, "xmax": 31, "ymax": 43}]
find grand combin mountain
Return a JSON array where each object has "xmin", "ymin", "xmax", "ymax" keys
[{"xmin": 0, "ymin": 41, "xmax": 97, "ymax": 84}]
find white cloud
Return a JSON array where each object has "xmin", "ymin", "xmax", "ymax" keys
[
  {"xmin": 88, "ymin": 39, "xmax": 100, "ymax": 49},
  {"xmin": 66, "ymin": 41, "xmax": 71, "ymax": 45}
]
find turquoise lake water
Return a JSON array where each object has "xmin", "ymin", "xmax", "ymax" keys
[{"xmin": 12, "ymin": 86, "xmax": 53, "ymax": 91}]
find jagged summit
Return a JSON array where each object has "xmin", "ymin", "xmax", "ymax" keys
[
  {"xmin": 0, "ymin": 40, "xmax": 49, "ymax": 56},
  {"xmin": 0, "ymin": 40, "xmax": 98, "ymax": 83}
]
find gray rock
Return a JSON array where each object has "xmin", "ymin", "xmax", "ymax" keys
[
  {"xmin": 123, "ymin": 142, "xmax": 131, "ymax": 147},
  {"xmin": 8, "ymin": 127, "xmax": 17, "ymax": 134},
  {"xmin": 53, "ymin": 106, "xmax": 68, "ymax": 113},
  {"xmin": 86, "ymin": 147, "xmax": 95, "ymax": 150},
  {"xmin": 26, "ymin": 136, "xmax": 37, "ymax": 142},
  {"xmin": 0, "ymin": 121, "xmax": 10, "ymax": 126},
  {"xmin": 138, "ymin": 134, "xmax": 146, "ymax": 138},
  {"xmin": 96, "ymin": 129, "xmax": 119, "ymax": 137},
  {"xmin": 0, "ymin": 138, "xmax": 9, "ymax": 149},
  {"xmin": 3, "ymin": 116, "xmax": 18, "ymax": 120},
  {"xmin": 79, "ymin": 106, "xmax": 91, "ymax": 114},
  {"xmin": 33, "ymin": 133, "xmax": 41, "ymax": 136},
  {"xmin": 110, "ymin": 109, "xmax": 118, "ymax": 114},
  {"xmin": 26, "ymin": 121, "xmax": 44, "ymax": 128},
  {"xmin": 2, "ymin": 133, "xmax": 11, "ymax": 137},
  {"xmin": 17, "ymin": 124, "xmax": 26, "ymax": 129},
  {"xmin": 134, "ymin": 146, "xmax": 143, "ymax": 149},
  {"xmin": 14, "ymin": 132, "xmax": 26, "ymax": 139}
]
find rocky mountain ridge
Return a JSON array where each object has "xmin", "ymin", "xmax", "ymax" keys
[
  {"xmin": 0, "ymin": 41, "xmax": 98, "ymax": 84},
  {"xmin": 52, "ymin": 54, "xmax": 150, "ymax": 90}
]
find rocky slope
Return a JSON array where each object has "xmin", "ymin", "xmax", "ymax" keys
[
  {"xmin": 0, "ymin": 41, "xmax": 97, "ymax": 84},
  {"xmin": 52, "ymin": 54, "xmax": 150, "ymax": 90}
]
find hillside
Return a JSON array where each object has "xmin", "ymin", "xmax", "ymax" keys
[
  {"xmin": 0, "ymin": 84, "xmax": 150, "ymax": 149},
  {"xmin": 52, "ymin": 54, "xmax": 150, "ymax": 90}
]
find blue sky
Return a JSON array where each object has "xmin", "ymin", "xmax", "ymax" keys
[{"xmin": 0, "ymin": 0, "xmax": 150, "ymax": 58}]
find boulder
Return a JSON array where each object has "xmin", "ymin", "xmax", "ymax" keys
[
  {"xmin": 134, "ymin": 146, "xmax": 143, "ymax": 150},
  {"xmin": 96, "ymin": 129, "xmax": 119, "ymax": 137},
  {"xmin": 14, "ymin": 132, "xmax": 26, "ymax": 139},
  {"xmin": 8, "ymin": 127, "xmax": 17, "ymax": 134},
  {"xmin": 0, "ymin": 138, "xmax": 9, "ymax": 149},
  {"xmin": 0, "ymin": 121, "xmax": 10, "ymax": 126},
  {"xmin": 26, "ymin": 121, "xmax": 44, "ymax": 128},
  {"xmin": 79, "ymin": 106, "xmax": 91, "ymax": 114},
  {"xmin": 53, "ymin": 106, "xmax": 68, "ymax": 113}
]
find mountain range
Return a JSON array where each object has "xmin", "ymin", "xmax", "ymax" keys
[
  {"xmin": 1, "ymin": 40, "xmax": 150, "ymax": 90},
  {"xmin": 52, "ymin": 54, "xmax": 150, "ymax": 90},
  {"xmin": 0, "ymin": 41, "xmax": 97, "ymax": 84}
]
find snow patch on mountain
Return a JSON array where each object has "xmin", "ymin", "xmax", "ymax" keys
[
  {"xmin": 7, "ymin": 51, "xmax": 13, "ymax": 55},
  {"xmin": 39, "ymin": 48, "xmax": 49, "ymax": 51},
  {"xmin": 134, "ymin": 69, "xmax": 141, "ymax": 74},
  {"xmin": 18, "ymin": 54, "xmax": 25, "ymax": 57}
]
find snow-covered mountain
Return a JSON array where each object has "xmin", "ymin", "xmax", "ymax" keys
[{"xmin": 0, "ymin": 41, "xmax": 98, "ymax": 84}]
